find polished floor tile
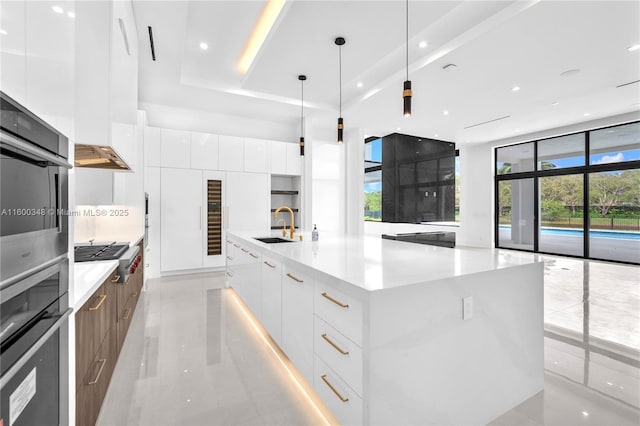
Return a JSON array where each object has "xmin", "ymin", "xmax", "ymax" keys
[{"xmin": 98, "ymin": 253, "xmax": 640, "ymax": 425}]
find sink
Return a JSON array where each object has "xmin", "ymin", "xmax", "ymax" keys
[{"xmin": 253, "ymin": 237, "xmax": 295, "ymax": 244}]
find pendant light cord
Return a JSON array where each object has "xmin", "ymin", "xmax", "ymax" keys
[
  {"xmin": 406, "ymin": 0, "xmax": 409, "ymax": 81},
  {"xmin": 339, "ymin": 44, "xmax": 343, "ymax": 116},
  {"xmin": 301, "ymin": 79, "xmax": 304, "ymax": 135}
]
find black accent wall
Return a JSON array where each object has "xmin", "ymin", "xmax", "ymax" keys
[{"xmin": 381, "ymin": 133, "xmax": 455, "ymax": 223}]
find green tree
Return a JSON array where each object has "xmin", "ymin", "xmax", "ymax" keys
[
  {"xmin": 497, "ymin": 181, "xmax": 511, "ymax": 217},
  {"xmin": 364, "ymin": 191, "xmax": 381, "ymax": 213},
  {"xmin": 590, "ymin": 172, "xmax": 632, "ymax": 216}
]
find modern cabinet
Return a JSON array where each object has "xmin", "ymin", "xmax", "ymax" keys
[
  {"xmin": 218, "ymin": 135, "xmax": 244, "ymax": 171},
  {"xmin": 144, "ymin": 127, "xmax": 161, "ymax": 167},
  {"xmin": 160, "ymin": 168, "xmax": 203, "ymax": 272},
  {"xmin": 161, "ymin": 128, "xmax": 191, "ymax": 168},
  {"xmin": 269, "ymin": 141, "xmax": 302, "ymax": 176},
  {"xmin": 75, "ymin": 269, "xmax": 118, "ymax": 426},
  {"xmin": 202, "ymin": 171, "xmax": 226, "ymax": 268},
  {"xmin": 281, "ymin": 263, "xmax": 314, "ymax": 383},
  {"xmin": 260, "ymin": 255, "xmax": 282, "ymax": 345},
  {"xmin": 244, "ymin": 137, "xmax": 269, "ymax": 173},
  {"xmin": 226, "ymin": 172, "xmax": 270, "ymax": 232},
  {"xmin": 285, "ymin": 142, "xmax": 302, "ymax": 175},
  {"xmin": 191, "ymin": 132, "xmax": 219, "ymax": 170},
  {"xmin": 0, "ymin": 0, "xmax": 27, "ymax": 106}
]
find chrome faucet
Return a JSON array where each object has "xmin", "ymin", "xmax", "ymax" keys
[{"xmin": 274, "ymin": 206, "xmax": 295, "ymax": 239}]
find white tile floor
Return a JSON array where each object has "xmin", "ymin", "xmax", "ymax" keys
[{"xmin": 97, "ymin": 252, "xmax": 640, "ymax": 425}]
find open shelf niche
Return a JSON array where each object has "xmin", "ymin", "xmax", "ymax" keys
[{"xmin": 271, "ymin": 175, "xmax": 301, "ymax": 231}]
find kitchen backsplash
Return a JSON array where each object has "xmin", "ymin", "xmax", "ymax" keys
[{"xmin": 74, "ymin": 205, "xmax": 143, "ymax": 243}]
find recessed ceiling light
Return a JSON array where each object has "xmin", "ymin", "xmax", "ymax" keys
[
  {"xmin": 443, "ymin": 110, "xmax": 449, "ymax": 116},
  {"xmin": 0, "ymin": 29, "xmax": 7, "ymax": 36},
  {"xmin": 552, "ymin": 101, "xmax": 560, "ymax": 106},
  {"xmin": 419, "ymin": 41, "xmax": 428, "ymax": 48},
  {"xmin": 199, "ymin": 42, "xmax": 208, "ymax": 50},
  {"xmin": 511, "ymin": 86, "xmax": 520, "ymax": 92},
  {"xmin": 396, "ymin": 127, "xmax": 401, "ymax": 131},
  {"xmin": 357, "ymin": 82, "xmax": 363, "ymax": 88},
  {"xmin": 434, "ymin": 134, "xmax": 439, "ymax": 137},
  {"xmin": 560, "ymin": 69, "xmax": 581, "ymax": 77},
  {"xmin": 582, "ymin": 412, "xmax": 589, "ymax": 417},
  {"xmin": 584, "ymin": 112, "xmax": 591, "ymax": 116},
  {"xmin": 67, "ymin": 11, "xmax": 75, "ymax": 18},
  {"xmin": 52, "ymin": 5, "xmax": 64, "ymax": 14},
  {"xmin": 628, "ymin": 44, "xmax": 640, "ymax": 52}
]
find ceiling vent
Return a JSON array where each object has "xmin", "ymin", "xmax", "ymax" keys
[
  {"xmin": 616, "ymin": 79, "xmax": 639, "ymax": 88},
  {"xmin": 148, "ymin": 26, "xmax": 156, "ymax": 61},
  {"xmin": 464, "ymin": 115, "xmax": 511, "ymax": 129}
]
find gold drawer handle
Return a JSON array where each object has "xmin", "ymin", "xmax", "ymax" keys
[
  {"xmin": 286, "ymin": 273, "xmax": 303, "ymax": 283},
  {"xmin": 88, "ymin": 359, "xmax": 107, "ymax": 385},
  {"xmin": 249, "ymin": 253, "xmax": 259, "ymax": 258},
  {"xmin": 111, "ymin": 275, "xmax": 121, "ymax": 283},
  {"xmin": 226, "ymin": 271, "xmax": 234, "ymax": 277},
  {"xmin": 321, "ymin": 333, "xmax": 349, "ymax": 355},
  {"xmin": 320, "ymin": 375, "xmax": 349, "ymax": 403},
  {"xmin": 241, "ymin": 248, "xmax": 249, "ymax": 253},
  {"xmin": 122, "ymin": 307, "xmax": 132, "ymax": 320},
  {"xmin": 321, "ymin": 292, "xmax": 349, "ymax": 308},
  {"xmin": 88, "ymin": 294, "xmax": 107, "ymax": 311},
  {"xmin": 263, "ymin": 261, "xmax": 276, "ymax": 268},
  {"xmin": 226, "ymin": 256, "xmax": 233, "ymax": 260}
]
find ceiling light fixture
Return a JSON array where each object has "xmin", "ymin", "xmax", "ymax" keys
[
  {"xmin": 419, "ymin": 41, "xmax": 428, "ymax": 48},
  {"xmin": 237, "ymin": 0, "xmax": 286, "ymax": 74},
  {"xmin": 443, "ymin": 110, "xmax": 449, "ymax": 116},
  {"xmin": 199, "ymin": 42, "xmax": 208, "ymax": 51},
  {"xmin": 584, "ymin": 112, "xmax": 590, "ymax": 116},
  {"xmin": 628, "ymin": 44, "xmax": 640, "ymax": 52},
  {"xmin": 357, "ymin": 82, "xmax": 363, "ymax": 88},
  {"xmin": 403, "ymin": 0, "xmax": 412, "ymax": 117},
  {"xmin": 52, "ymin": 5, "xmax": 64, "ymax": 14},
  {"xmin": 0, "ymin": 29, "xmax": 7, "ymax": 36},
  {"xmin": 511, "ymin": 86, "xmax": 520, "ymax": 92},
  {"xmin": 335, "ymin": 37, "xmax": 346, "ymax": 144},
  {"xmin": 67, "ymin": 11, "xmax": 75, "ymax": 18},
  {"xmin": 298, "ymin": 75, "xmax": 306, "ymax": 156},
  {"xmin": 552, "ymin": 101, "xmax": 560, "ymax": 106}
]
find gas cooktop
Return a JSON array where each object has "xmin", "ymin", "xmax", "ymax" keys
[{"xmin": 74, "ymin": 242, "xmax": 129, "ymax": 262}]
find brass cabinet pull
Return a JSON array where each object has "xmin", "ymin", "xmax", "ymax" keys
[
  {"xmin": 88, "ymin": 359, "xmax": 107, "ymax": 385},
  {"xmin": 241, "ymin": 248, "xmax": 249, "ymax": 253},
  {"xmin": 111, "ymin": 275, "xmax": 121, "ymax": 283},
  {"xmin": 263, "ymin": 261, "xmax": 276, "ymax": 268},
  {"xmin": 320, "ymin": 375, "xmax": 349, "ymax": 403},
  {"xmin": 249, "ymin": 253, "xmax": 259, "ymax": 258},
  {"xmin": 321, "ymin": 333, "xmax": 349, "ymax": 355},
  {"xmin": 226, "ymin": 271, "xmax": 234, "ymax": 277},
  {"xmin": 321, "ymin": 292, "xmax": 349, "ymax": 308},
  {"xmin": 88, "ymin": 294, "xmax": 107, "ymax": 311},
  {"xmin": 286, "ymin": 273, "xmax": 303, "ymax": 283},
  {"xmin": 226, "ymin": 256, "xmax": 233, "ymax": 260},
  {"xmin": 122, "ymin": 307, "xmax": 132, "ymax": 320}
]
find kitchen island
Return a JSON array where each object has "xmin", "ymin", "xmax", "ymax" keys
[{"xmin": 226, "ymin": 231, "xmax": 543, "ymax": 425}]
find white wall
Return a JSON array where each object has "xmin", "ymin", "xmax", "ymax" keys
[
  {"xmin": 458, "ymin": 143, "xmax": 494, "ymax": 247},
  {"xmin": 311, "ymin": 139, "xmax": 346, "ymax": 236}
]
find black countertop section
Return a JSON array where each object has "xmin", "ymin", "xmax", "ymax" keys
[{"xmin": 381, "ymin": 231, "xmax": 456, "ymax": 248}]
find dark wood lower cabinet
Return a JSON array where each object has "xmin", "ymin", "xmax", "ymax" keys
[{"xmin": 76, "ymin": 239, "xmax": 144, "ymax": 426}]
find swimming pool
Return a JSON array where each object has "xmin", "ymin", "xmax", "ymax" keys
[{"xmin": 499, "ymin": 226, "xmax": 640, "ymax": 241}]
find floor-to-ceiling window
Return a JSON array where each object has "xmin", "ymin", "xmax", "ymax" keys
[
  {"xmin": 364, "ymin": 137, "xmax": 382, "ymax": 221},
  {"xmin": 495, "ymin": 121, "xmax": 640, "ymax": 264}
]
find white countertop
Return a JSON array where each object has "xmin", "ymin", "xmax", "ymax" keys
[
  {"xmin": 72, "ymin": 232, "xmax": 144, "ymax": 308},
  {"xmin": 74, "ymin": 260, "xmax": 118, "ymax": 308},
  {"xmin": 229, "ymin": 231, "xmax": 540, "ymax": 292}
]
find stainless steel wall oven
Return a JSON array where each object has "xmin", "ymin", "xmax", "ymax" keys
[{"xmin": 0, "ymin": 91, "xmax": 72, "ymax": 426}]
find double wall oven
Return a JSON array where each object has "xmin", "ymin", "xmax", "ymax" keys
[{"xmin": 1, "ymin": 91, "xmax": 72, "ymax": 426}]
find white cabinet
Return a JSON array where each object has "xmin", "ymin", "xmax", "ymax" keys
[
  {"xmin": 218, "ymin": 135, "xmax": 244, "ymax": 171},
  {"xmin": 0, "ymin": 1, "xmax": 26, "ymax": 106},
  {"xmin": 244, "ymin": 137, "xmax": 269, "ymax": 173},
  {"xmin": 144, "ymin": 127, "xmax": 161, "ymax": 167},
  {"xmin": 281, "ymin": 262, "xmax": 314, "ymax": 383},
  {"xmin": 226, "ymin": 172, "xmax": 270, "ymax": 232},
  {"xmin": 161, "ymin": 129, "xmax": 191, "ymax": 168},
  {"xmin": 285, "ymin": 143, "xmax": 302, "ymax": 175},
  {"xmin": 261, "ymin": 255, "xmax": 282, "ymax": 345},
  {"xmin": 191, "ymin": 132, "xmax": 219, "ymax": 170},
  {"xmin": 160, "ymin": 168, "xmax": 203, "ymax": 272}
]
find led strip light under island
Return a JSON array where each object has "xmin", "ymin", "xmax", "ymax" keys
[{"xmin": 224, "ymin": 231, "xmax": 544, "ymax": 425}]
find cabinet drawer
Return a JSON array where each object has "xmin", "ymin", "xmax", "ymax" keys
[
  {"xmin": 314, "ymin": 280, "xmax": 363, "ymax": 346},
  {"xmin": 116, "ymin": 294, "xmax": 136, "ymax": 354},
  {"xmin": 116, "ymin": 275, "xmax": 135, "ymax": 318},
  {"xmin": 77, "ymin": 326, "xmax": 117, "ymax": 426},
  {"xmin": 261, "ymin": 255, "xmax": 282, "ymax": 345},
  {"xmin": 314, "ymin": 355, "xmax": 363, "ymax": 426},
  {"xmin": 314, "ymin": 316, "xmax": 363, "ymax": 397}
]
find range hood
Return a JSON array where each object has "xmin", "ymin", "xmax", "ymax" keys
[{"xmin": 74, "ymin": 144, "xmax": 131, "ymax": 170}]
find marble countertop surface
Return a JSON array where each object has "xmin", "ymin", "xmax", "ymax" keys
[{"xmin": 228, "ymin": 231, "xmax": 540, "ymax": 292}]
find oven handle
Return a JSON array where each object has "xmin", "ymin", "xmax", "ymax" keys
[
  {"xmin": 0, "ymin": 308, "xmax": 72, "ymax": 390},
  {"xmin": 0, "ymin": 255, "xmax": 67, "ymax": 299},
  {"xmin": 0, "ymin": 130, "xmax": 72, "ymax": 169}
]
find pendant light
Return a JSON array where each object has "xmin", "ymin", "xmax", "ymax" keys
[
  {"xmin": 403, "ymin": 0, "xmax": 412, "ymax": 117},
  {"xmin": 335, "ymin": 37, "xmax": 345, "ymax": 144},
  {"xmin": 298, "ymin": 75, "xmax": 306, "ymax": 156}
]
